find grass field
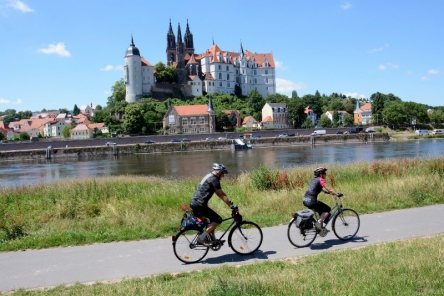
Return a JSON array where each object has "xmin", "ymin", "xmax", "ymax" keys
[
  {"xmin": 1, "ymin": 157, "xmax": 443, "ymax": 252},
  {"xmin": 9, "ymin": 235, "xmax": 444, "ymax": 295}
]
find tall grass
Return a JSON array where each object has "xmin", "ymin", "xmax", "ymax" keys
[
  {"xmin": 9, "ymin": 235, "xmax": 444, "ymax": 295},
  {"xmin": 1, "ymin": 157, "xmax": 443, "ymax": 252}
]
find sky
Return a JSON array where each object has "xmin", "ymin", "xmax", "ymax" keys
[{"xmin": 0, "ymin": 0, "xmax": 443, "ymax": 112}]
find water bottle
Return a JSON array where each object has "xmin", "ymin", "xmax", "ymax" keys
[{"xmin": 324, "ymin": 213, "xmax": 331, "ymax": 225}]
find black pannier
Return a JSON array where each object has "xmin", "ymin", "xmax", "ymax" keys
[{"xmin": 295, "ymin": 209, "xmax": 314, "ymax": 230}]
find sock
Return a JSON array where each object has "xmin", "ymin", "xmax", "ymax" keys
[{"xmin": 200, "ymin": 231, "xmax": 208, "ymax": 240}]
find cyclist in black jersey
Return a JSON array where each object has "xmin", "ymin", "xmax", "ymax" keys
[
  {"xmin": 190, "ymin": 163, "xmax": 238, "ymax": 246},
  {"xmin": 303, "ymin": 167, "xmax": 341, "ymax": 230}
]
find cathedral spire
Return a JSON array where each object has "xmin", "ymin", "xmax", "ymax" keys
[
  {"xmin": 177, "ymin": 23, "xmax": 183, "ymax": 44},
  {"xmin": 240, "ymin": 41, "xmax": 244, "ymax": 56},
  {"xmin": 168, "ymin": 19, "xmax": 174, "ymax": 36}
]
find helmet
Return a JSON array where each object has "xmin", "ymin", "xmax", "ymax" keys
[
  {"xmin": 212, "ymin": 163, "xmax": 228, "ymax": 174},
  {"xmin": 314, "ymin": 167, "xmax": 327, "ymax": 177}
]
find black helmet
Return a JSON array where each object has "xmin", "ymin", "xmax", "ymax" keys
[
  {"xmin": 212, "ymin": 163, "xmax": 228, "ymax": 174},
  {"xmin": 314, "ymin": 167, "xmax": 327, "ymax": 177}
]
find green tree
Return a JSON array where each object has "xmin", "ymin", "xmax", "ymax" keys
[
  {"xmin": 291, "ymin": 90, "xmax": 298, "ymax": 99},
  {"xmin": 371, "ymin": 92, "xmax": 385, "ymax": 125},
  {"xmin": 301, "ymin": 118, "xmax": 313, "ymax": 128},
  {"xmin": 404, "ymin": 101, "xmax": 429, "ymax": 124},
  {"xmin": 123, "ymin": 103, "xmax": 145, "ymax": 133},
  {"xmin": 246, "ymin": 90, "xmax": 265, "ymax": 122},
  {"xmin": 154, "ymin": 62, "xmax": 178, "ymax": 83},
  {"xmin": 343, "ymin": 114, "xmax": 355, "ymax": 126},
  {"xmin": 19, "ymin": 132, "xmax": 30, "ymax": 141},
  {"xmin": 229, "ymin": 111, "xmax": 237, "ymax": 127},
  {"xmin": 328, "ymin": 98, "xmax": 344, "ymax": 111},
  {"xmin": 17, "ymin": 110, "xmax": 32, "ymax": 119},
  {"xmin": 0, "ymin": 131, "xmax": 5, "ymax": 141},
  {"xmin": 319, "ymin": 114, "xmax": 332, "ymax": 127},
  {"xmin": 332, "ymin": 111, "xmax": 340, "ymax": 126},
  {"xmin": 288, "ymin": 97, "xmax": 306, "ymax": 127},
  {"xmin": 234, "ymin": 84, "xmax": 242, "ymax": 97},
  {"xmin": 95, "ymin": 105, "xmax": 103, "ymax": 111},
  {"xmin": 73, "ymin": 104, "xmax": 80, "ymax": 116},
  {"xmin": 215, "ymin": 110, "xmax": 231, "ymax": 131},
  {"xmin": 59, "ymin": 108, "xmax": 69, "ymax": 114},
  {"xmin": 62, "ymin": 126, "xmax": 71, "ymax": 138},
  {"xmin": 382, "ymin": 101, "xmax": 409, "ymax": 127}
]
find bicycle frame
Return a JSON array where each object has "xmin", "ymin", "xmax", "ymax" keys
[{"xmin": 201, "ymin": 215, "xmax": 243, "ymax": 242}]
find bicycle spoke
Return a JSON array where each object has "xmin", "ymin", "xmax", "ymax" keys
[
  {"xmin": 332, "ymin": 209, "xmax": 360, "ymax": 241},
  {"xmin": 287, "ymin": 219, "xmax": 317, "ymax": 248},
  {"xmin": 173, "ymin": 229, "xmax": 209, "ymax": 263}
]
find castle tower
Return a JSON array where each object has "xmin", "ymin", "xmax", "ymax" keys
[
  {"xmin": 166, "ymin": 19, "xmax": 176, "ymax": 65},
  {"xmin": 184, "ymin": 19, "xmax": 194, "ymax": 56},
  {"xmin": 124, "ymin": 35, "xmax": 142, "ymax": 103}
]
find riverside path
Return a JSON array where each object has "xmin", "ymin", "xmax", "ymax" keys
[{"xmin": 0, "ymin": 204, "xmax": 443, "ymax": 293}]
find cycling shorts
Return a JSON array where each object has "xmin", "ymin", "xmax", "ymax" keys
[
  {"xmin": 303, "ymin": 200, "xmax": 331, "ymax": 215},
  {"xmin": 190, "ymin": 205, "xmax": 223, "ymax": 224}
]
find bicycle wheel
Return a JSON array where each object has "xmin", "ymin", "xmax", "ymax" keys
[
  {"xmin": 332, "ymin": 208, "xmax": 360, "ymax": 240},
  {"xmin": 287, "ymin": 218, "xmax": 317, "ymax": 248},
  {"xmin": 228, "ymin": 221, "xmax": 263, "ymax": 255},
  {"xmin": 173, "ymin": 228, "xmax": 209, "ymax": 264}
]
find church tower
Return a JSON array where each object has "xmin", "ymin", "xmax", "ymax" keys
[
  {"xmin": 176, "ymin": 23, "xmax": 186, "ymax": 84},
  {"xmin": 166, "ymin": 19, "xmax": 176, "ymax": 65},
  {"xmin": 124, "ymin": 36, "xmax": 142, "ymax": 103},
  {"xmin": 184, "ymin": 20, "xmax": 194, "ymax": 57}
]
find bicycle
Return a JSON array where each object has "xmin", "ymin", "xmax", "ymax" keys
[
  {"xmin": 287, "ymin": 194, "xmax": 360, "ymax": 248},
  {"xmin": 172, "ymin": 209, "xmax": 263, "ymax": 264}
]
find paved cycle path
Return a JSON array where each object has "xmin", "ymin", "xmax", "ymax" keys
[{"xmin": 1, "ymin": 204, "xmax": 443, "ymax": 293}]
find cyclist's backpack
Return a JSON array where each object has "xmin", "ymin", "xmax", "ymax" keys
[{"xmin": 296, "ymin": 209, "xmax": 314, "ymax": 230}]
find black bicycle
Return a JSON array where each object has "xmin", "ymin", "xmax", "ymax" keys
[
  {"xmin": 172, "ymin": 210, "xmax": 263, "ymax": 264},
  {"xmin": 287, "ymin": 194, "xmax": 360, "ymax": 248}
]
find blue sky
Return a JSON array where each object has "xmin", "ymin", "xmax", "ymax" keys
[{"xmin": 1, "ymin": 0, "xmax": 443, "ymax": 112}]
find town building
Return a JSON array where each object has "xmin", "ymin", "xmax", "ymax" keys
[
  {"xmin": 242, "ymin": 116, "xmax": 260, "ymax": 129},
  {"xmin": 354, "ymin": 102, "xmax": 372, "ymax": 124},
  {"xmin": 305, "ymin": 106, "xmax": 317, "ymax": 125},
  {"xmin": 162, "ymin": 97, "xmax": 216, "ymax": 134},
  {"xmin": 325, "ymin": 110, "xmax": 349, "ymax": 123},
  {"xmin": 261, "ymin": 103, "xmax": 289, "ymax": 129}
]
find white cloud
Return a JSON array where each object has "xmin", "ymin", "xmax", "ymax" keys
[
  {"xmin": 378, "ymin": 62, "xmax": 398, "ymax": 70},
  {"xmin": 275, "ymin": 61, "xmax": 288, "ymax": 70},
  {"xmin": 342, "ymin": 92, "xmax": 366, "ymax": 99},
  {"xmin": 7, "ymin": 0, "xmax": 33, "ymax": 12},
  {"xmin": 101, "ymin": 65, "xmax": 123, "ymax": 71},
  {"xmin": 368, "ymin": 44, "xmax": 389, "ymax": 54},
  {"xmin": 104, "ymin": 91, "xmax": 111, "ymax": 95},
  {"xmin": 378, "ymin": 65, "xmax": 386, "ymax": 70},
  {"xmin": 420, "ymin": 76, "xmax": 430, "ymax": 81},
  {"xmin": 428, "ymin": 69, "xmax": 441, "ymax": 75},
  {"xmin": 387, "ymin": 62, "xmax": 399, "ymax": 69},
  {"xmin": 341, "ymin": 2, "xmax": 351, "ymax": 10},
  {"xmin": 0, "ymin": 98, "xmax": 22, "ymax": 104},
  {"xmin": 406, "ymin": 71, "xmax": 414, "ymax": 75},
  {"xmin": 38, "ymin": 42, "xmax": 71, "ymax": 57},
  {"xmin": 276, "ymin": 78, "xmax": 307, "ymax": 94}
]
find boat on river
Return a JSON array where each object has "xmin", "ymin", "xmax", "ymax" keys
[{"xmin": 231, "ymin": 139, "xmax": 252, "ymax": 150}]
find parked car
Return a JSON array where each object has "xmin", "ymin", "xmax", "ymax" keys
[
  {"xmin": 344, "ymin": 130, "xmax": 358, "ymax": 134},
  {"xmin": 336, "ymin": 131, "xmax": 344, "ymax": 134},
  {"xmin": 367, "ymin": 130, "xmax": 376, "ymax": 134},
  {"xmin": 217, "ymin": 137, "xmax": 227, "ymax": 140},
  {"xmin": 182, "ymin": 138, "xmax": 191, "ymax": 142},
  {"xmin": 206, "ymin": 137, "xmax": 216, "ymax": 141},
  {"xmin": 47, "ymin": 145, "xmax": 54, "ymax": 149},
  {"xmin": 431, "ymin": 129, "xmax": 444, "ymax": 135},
  {"xmin": 239, "ymin": 135, "xmax": 244, "ymax": 138},
  {"xmin": 106, "ymin": 142, "xmax": 116, "ymax": 146},
  {"xmin": 288, "ymin": 133, "xmax": 295, "ymax": 137},
  {"xmin": 251, "ymin": 135, "xmax": 261, "ymax": 139},
  {"xmin": 171, "ymin": 139, "xmax": 180, "ymax": 143},
  {"xmin": 145, "ymin": 140, "xmax": 155, "ymax": 144},
  {"xmin": 278, "ymin": 134, "xmax": 288, "ymax": 138}
]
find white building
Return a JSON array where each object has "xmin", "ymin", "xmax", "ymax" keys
[
  {"xmin": 124, "ymin": 36, "xmax": 155, "ymax": 103},
  {"xmin": 325, "ymin": 110, "xmax": 348, "ymax": 122}
]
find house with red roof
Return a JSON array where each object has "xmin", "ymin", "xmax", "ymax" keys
[
  {"xmin": 163, "ymin": 97, "xmax": 216, "ymax": 134},
  {"xmin": 70, "ymin": 124, "xmax": 93, "ymax": 139},
  {"xmin": 242, "ymin": 116, "xmax": 259, "ymax": 129},
  {"xmin": 354, "ymin": 102, "xmax": 372, "ymax": 124},
  {"xmin": 261, "ymin": 103, "xmax": 289, "ymax": 129},
  {"xmin": 305, "ymin": 106, "xmax": 317, "ymax": 125}
]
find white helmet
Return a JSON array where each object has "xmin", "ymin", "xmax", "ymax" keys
[{"xmin": 212, "ymin": 163, "xmax": 228, "ymax": 174}]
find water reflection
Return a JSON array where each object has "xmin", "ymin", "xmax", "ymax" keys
[{"xmin": 0, "ymin": 140, "xmax": 443, "ymax": 188}]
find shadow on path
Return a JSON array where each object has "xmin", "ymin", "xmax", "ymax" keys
[
  {"xmin": 201, "ymin": 250, "xmax": 276, "ymax": 265},
  {"xmin": 309, "ymin": 235, "xmax": 368, "ymax": 250}
]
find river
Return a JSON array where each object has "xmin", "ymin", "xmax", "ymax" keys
[{"xmin": 1, "ymin": 139, "xmax": 443, "ymax": 188}]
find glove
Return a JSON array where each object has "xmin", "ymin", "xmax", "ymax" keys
[
  {"xmin": 337, "ymin": 193, "xmax": 343, "ymax": 197},
  {"xmin": 324, "ymin": 190, "xmax": 330, "ymax": 194},
  {"xmin": 231, "ymin": 205, "xmax": 238, "ymax": 210}
]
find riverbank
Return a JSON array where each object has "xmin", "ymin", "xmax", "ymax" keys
[
  {"xmin": 0, "ymin": 157, "xmax": 442, "ymax": 252},
  {"xmin": 0, "ymin": 133, "xmax": 390, "ymax": 161}
]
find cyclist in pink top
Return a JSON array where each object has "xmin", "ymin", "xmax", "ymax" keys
[{"xmin": 303, "ymin": 167, "xmax": 341, "ymax": 229}]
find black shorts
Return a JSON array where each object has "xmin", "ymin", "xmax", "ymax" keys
[
  {"xmin": 190, "ymin": 205, "xmax": 222, "ymax": 224},
  {"xmin": 303, "ymin": 200, "xmax": 331, "ymax": 215}
]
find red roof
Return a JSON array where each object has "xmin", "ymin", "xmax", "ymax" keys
[{"xmin": 174, "ymin": 105, "xmax": 209, "ymax": 116}]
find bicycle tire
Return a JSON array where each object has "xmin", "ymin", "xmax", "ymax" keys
[
  {"xmin": 287, "ymin": 218, "xmax": 317, "ymax": 248},
  {"xmin": 228, "ymin": 221, "xmax": 263, "ymax": 255},
  {"xmin": 332, "ymin": 208, "xmax": 360, "ymax": 240},
  {"xmin": 173, "ymin": 228, "xmax": 209, "ymax": 264}
]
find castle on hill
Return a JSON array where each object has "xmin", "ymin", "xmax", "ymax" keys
[{"xmin": 124, "ymin": 20, "xmax": 276, "ymax": 103}]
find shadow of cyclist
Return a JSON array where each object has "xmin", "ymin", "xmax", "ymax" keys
[
  {"xmin": 309, "ymin": 235, "xmax": 368, "ymax": 250},
  {"xmin": 201, "ymin": 250, "xmax": 276, "ymax": 265}
]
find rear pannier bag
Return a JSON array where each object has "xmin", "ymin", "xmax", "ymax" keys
[{"xmin": 296, "ymin": 209, "xmax": 314, "ymax": 230}]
